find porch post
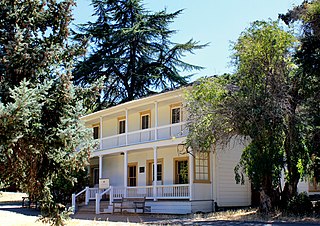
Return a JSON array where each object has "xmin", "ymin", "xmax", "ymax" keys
[
  {"xmin": 123, "ymin": 151, "xmax": 128, "ymax": 197},
  {"xmin": 125, "ymin": 108, "xmax": 128, "ymax": 145},
  {"xmin": 99, "ymin": 116, "xmax": 103, "ymax": 149},
  {"xmin": 189, "ymin": 149, "xmax": 194, "ymax": 201},
  {"xmin": 154, "ymin": 101, "xmax": 158, "ymax": 140},
  {"xmin": 99, "ymin": 155, "xmax": 103, "ymax": 180},
  {"xmin": 153, "ymin": 146, "xmax": 158, "ymax": 201}
]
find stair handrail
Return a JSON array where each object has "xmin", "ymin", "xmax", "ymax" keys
[
  {"xmin": 72, "ymin": 186, "xmax": 89, "ymax": 214},
  {"xmin": 95, "ymin": 186, "xmax": 112, "ymax": 214}
]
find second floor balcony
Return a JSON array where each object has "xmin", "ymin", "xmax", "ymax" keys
[
  {"xmin": 97, "ymin": 121, "xmax": 188, "ymax": 151},
  {"xmin": 82, "ymin": 88, "xmax": 188, "ymax": 152}
]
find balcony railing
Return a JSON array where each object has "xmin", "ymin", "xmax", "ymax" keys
[
  {"xmin": 98, "ymin": 122, "xmax": 187, "ymax": 150},
  {"xmin": 112, "ymin": 184, "xmax": 190, "ymax": 200}
]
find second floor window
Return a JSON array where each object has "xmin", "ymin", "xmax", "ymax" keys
[
  {"xmin": 118, "ymin": 118, "xmax": 126, "ymax": 134},
  {"xmin": 93, "ymin": 126, "xmax": 99, "ymax": 139},
  {"xmin": 140, "ymin": 111, "xmax": 150, "ymax": 129},
  {"xmin": 171, "ymin": 107, "xmax": 181, "ymax": 124}
]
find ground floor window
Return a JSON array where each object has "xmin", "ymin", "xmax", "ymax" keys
[
  {"xmin": 194, "ymin": 151, "xmax": 210, "ymax": 183},
  {"xmin": 128, "ymin": 163, "xmax": 137, "ymax": 187},
  {"xmin": 174, "ymin": 157, "xmax": 189, "ymax": 184}
]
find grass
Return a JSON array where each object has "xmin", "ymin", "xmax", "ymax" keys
[{"xmin": 192, "ymin": 208, "xmax": 320, "ymax": 223}]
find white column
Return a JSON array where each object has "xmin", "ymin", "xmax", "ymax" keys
[
  {"xmin": 153, "ymin": 146, "xmax": 158, "ymax": 201},
  {"xmin": 99, "ymin": 155, "xmax": 103, "ymax": 180},
  {"xmin": 123, "ymin": 152, "xmax": 128, "ymax": 190},
  {"xmin": 189, "ymin": 149, "xmax": 194, "ymax": 201},
  {"xmin": 99, "ymin": 116, "xmax": 103, "ymax": 149},
  {"xmin": 125, "ymin": 108, "xmax": 128, "ymax": 145},
  {"xmin": 154, "ymin": 101, "xmax": 158, "ymax": 140}
]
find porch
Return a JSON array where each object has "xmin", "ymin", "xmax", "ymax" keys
[{"xmin": 72, "ymin": 184, "xmax": 191, "ymax": 214}]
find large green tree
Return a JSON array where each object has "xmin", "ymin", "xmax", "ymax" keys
[
  {"xmin": 280, "ymin": 0, "xmax": 320, "ymax": 186},
  {"xmin": 0, "ymin": 1, "xmax": 97, "ymax": 225},
  {"xmin": 186, "ymin": 21, "xmax": 298, "ymax": 211},
  {"xmin": 73, "ymin": 0, "xmax": 207, "ymax": 109}
]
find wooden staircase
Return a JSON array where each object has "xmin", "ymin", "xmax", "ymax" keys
[{"xmin": 76, "ymin": 200, "xmax": 112, "ymax": 214}]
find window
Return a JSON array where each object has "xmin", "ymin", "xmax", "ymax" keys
[
  {"xmin": 93, "ymin": 126, "xmax": 99, "ymax": 139},
  {"xmin": 128, "ymin": 163, "xmax": 137, "ymax": 187},
  {"xmin": 147, "ymin": 159, "xmax": 163, "ymax": 185},
  {"xmin": 171, "ymin": 104, "xmax": 182, "ymax": 124},
  {"xmin": 194, "ymin": 152, "xmax": 210, "ymax": 183},
  {"xmin": 174, "ymin": 158, "xmax": 189, "ymax": 184},
  {"xmin": 118, "ymin": 117, "xmax": 126, "ymax": 134},
  {"xmin": 309, "ymin": 177, "xmax": 320, "ymax": 192},
  {"xmin": 140, "ymin": 110, "xmax": 150, "ymax": 129}
]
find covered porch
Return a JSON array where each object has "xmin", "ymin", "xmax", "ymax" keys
[
  {"xmin": 72, "ymin": 141, "xmax": 202, "ymax": 214},
  {"xmin": 72, "ymin": 184, "xmax": 191, "ymax": 214}
]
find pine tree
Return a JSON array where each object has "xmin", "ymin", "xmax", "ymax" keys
[
  {"xmin": 0, "ymin": 1, "xmax": 97, "ymax": 224},
  {"xmin": 73, "ymin": 0, "xmax": 207, "ymax": 109}
]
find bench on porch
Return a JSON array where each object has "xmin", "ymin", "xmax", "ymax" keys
[
  {"xmin": 112, "ymin": 197, "xmax": 146, "ymax": 214},
  {"xmin": 22, "ymin": 196, "xmax": 39, "ymax": 208}
]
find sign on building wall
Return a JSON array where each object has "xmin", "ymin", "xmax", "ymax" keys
[{"xmin": 99, "ymin": 178, "xmax": 110, "ymax": 189}]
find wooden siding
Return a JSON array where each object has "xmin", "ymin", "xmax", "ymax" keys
[{"xmin": 215, "ymin": 139, "xmax": 251, "ymax": 207}]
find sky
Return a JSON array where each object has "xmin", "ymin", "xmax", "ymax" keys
[{"xmin": 73, "ymin": 0, "xmax": 303, "ymax": 81}]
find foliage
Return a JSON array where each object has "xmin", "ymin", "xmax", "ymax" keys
[
  {"xmin": 73, "ymin": 0, "xmax": 207, "ymax": 109},
  {"xmin": 0, "ymin": 1, "xmax": 98, "ymax": 225},
  {"xmin": 185, "ymin": 75, "xmax": 234, "ymax": 152},
  {"xmin": 186, "ymin": 21, "xmax": 298, "ymax": 209},
  {"xmin": 280, "ymin": 0, "xmax": 320, "ymax": 184},
  {"xmin": 0, "ymin": 0, "xmax": 85, "ymax": 104},
  {"xmin": 287, "ymin": 192, "xmax": 313, "ymax": 215},
  {"xmin": 0, "ymin": 79, "xmax": 95, "ymax": 225},
  {"xmin": 229, "ymin": 21, "xmax": 299, "ymax": 204},
  {"xmin": 51, "ymin": 168, "xmax": 89, "ymax": 204}
]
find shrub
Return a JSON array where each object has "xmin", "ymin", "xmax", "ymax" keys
[{"xmin": 287, "ymin": 192, "xmax": 313, "ymax": 215}]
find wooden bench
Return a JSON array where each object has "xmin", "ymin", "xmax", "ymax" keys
[
  {"xmin": 112, "ymin": 197, "xmax": 146, "ymax": 214},
  {"xmin": 22, "ymin": 197, "xmax": 39, "ymax": 208}
]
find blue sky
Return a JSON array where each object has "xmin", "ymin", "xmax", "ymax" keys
[{"xmin": 73, "ymin": 0, "xmax": 302, "ymax": 81}]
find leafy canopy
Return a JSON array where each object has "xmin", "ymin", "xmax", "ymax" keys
[
  {"xmin": 186, "ymin": 21, "xmax": 297, "ymax": 208},
  {"xmin": 0, "ymin": 0, "xmax": 98, "ymax": 225}
]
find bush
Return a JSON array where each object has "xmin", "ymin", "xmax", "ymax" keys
[
  {"xmin": 287, "ymin": 192, "xmax": 313, "ymax": 215},
  {"xmin": 314, "ymin": 201, "xmax": 320, "ymax": 215}
]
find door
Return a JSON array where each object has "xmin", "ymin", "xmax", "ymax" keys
[
  {"xmin": 93, "ymin": 168, "xmax": 99, "ymax": 185},
  {"xmin": 128, "ymin": 163, "xmax": 137, "ymax": 187},
  {"xmin": 147, "ymin": 159, "xmax": 163, "ymax": 185}
]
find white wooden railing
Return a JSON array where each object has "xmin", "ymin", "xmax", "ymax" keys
[
  {"xmin": 88, "ymin": 187, "xmax": 101, "ymax": 200},
  {"xmin": 71, "ymin": 187, "xmax": 106, "ymax": 213},
  {"xmin": 111, "ymin": 184, "xmax": 190, "ymax": 199},
  {"xmin": 98, "ymin": 122, "xmax": 187, "ymax": 150},
  {"xmin": 71, "ymin": 186, "xmax": 89, "ymax": 213},
  {"xmin": 95, "ymin": 187, "xmax": 112, "ymax": 214},
  {"xmin": 74, "ymin": 184, "xmax": 190, "ymax": 214}
]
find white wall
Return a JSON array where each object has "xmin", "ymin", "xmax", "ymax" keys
[
  {"xmin": 214, "ymin": 138, "xmax": 251, "ymax": 207},
  {"xmin": 102, "ymin": 155, "xmax": 124, "ymax": 187},
  {"xmin": 101, "ymin": 146, "xmax": 189, "ymax": 187}
]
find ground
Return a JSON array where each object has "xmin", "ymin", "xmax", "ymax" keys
[{"xmin": 1, "ymin": 192, "xmax": 320, "ymax": 225}]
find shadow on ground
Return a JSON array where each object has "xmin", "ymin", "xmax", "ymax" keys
[{"xmin": 0, "ymin": 203, "xmax": 40, "ymax": 216}]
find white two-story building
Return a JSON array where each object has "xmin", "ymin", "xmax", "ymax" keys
[{"xmin": 73, "ymin": 87, "xmax": 252, "ymax": 214}]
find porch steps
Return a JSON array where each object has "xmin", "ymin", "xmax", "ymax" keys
[{"xmin": 76, "ymin": 200, "xmax": 111, "ymax": 214}]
